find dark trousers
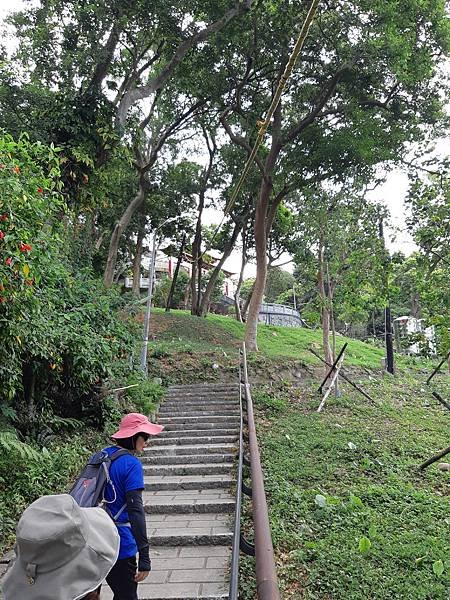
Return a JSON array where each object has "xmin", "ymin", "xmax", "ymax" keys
[{"xmin": 105, "ymin": 556, "xmax": 138, "ymax": 600}]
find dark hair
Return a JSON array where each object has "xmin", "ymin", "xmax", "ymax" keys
[{"xmin": 115, "ymin": 432, "xmax": 149, "ymax": 450}]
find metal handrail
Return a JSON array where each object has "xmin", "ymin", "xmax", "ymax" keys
[
  {"xmin": 228, "ymin": 352, "xmax": 245, "ymax": 599},
  {"xmin": 229, "ymin": 343, "xmax": 280, "ymax": 600}
]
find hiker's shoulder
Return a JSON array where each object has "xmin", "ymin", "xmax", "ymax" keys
[{"xmin": 105, "ymin": 446, "xmax": 141, "ymax": 469}]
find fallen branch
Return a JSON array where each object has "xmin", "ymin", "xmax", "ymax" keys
[
  {"xmin": 317, "ymin": 351, "xmax": 345, "ymax": 413},
  {"xmin": 419, "ymin": 444, "xmax": 450, "ymax": 470},
  {"xmin": 309, "ymin": 348, "xmax": 375, "ymax": 403},
  {"xmin": 432, "ymin": 391, "xmax": 450, "ymax": 413},
  {"xmin": 110, "ymin": 384, "xmax": 140, "ymax": 393},
  {"xmin": 426, "ymin": 350, "xmax": 450, "ymax": 385}
]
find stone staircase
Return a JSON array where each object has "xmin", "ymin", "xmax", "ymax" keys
[{"xmin": 104, "ymin": 382, "xmax": 240, "ymax": 600}]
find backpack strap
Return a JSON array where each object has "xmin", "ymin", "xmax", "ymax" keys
[
  {"xmin": 103, "ymin": 448, "xmax": 132, "ymax": 525},
  {"xmin": 109, "ymin": 448, "xmax": 131, "ymax": 462}
]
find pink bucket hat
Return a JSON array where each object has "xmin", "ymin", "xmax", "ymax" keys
[{"xmin": 112, "ymin": 412, "xmax": 164, "ymax": 439}]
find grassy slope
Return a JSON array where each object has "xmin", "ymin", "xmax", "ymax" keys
[
  {"xmin": 147, "ymin": 310, "xmax": 449, "ymax": 598},
  {"xmin": 242, "ymin": 376, "xmax": 450, "ymax": 599},
  {"xmin": 148, "ymin": 308, "xmax": 425, "ymax": 371}
]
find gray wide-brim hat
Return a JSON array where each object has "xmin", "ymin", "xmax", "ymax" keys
[{"xmin": 2, "ymin": 494, "xmax": 119, "ymax": 600}]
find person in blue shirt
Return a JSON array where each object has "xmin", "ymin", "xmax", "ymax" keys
[{"xmin": 102, "ymin": 412, "xmax": 163, "ymax": 600}]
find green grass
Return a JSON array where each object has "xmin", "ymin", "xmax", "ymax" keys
[
  {"xmin": 148, "ymin": 309, "xmax": 434, "ymax": 373},
  {"xmin": 239, "ymin": 374, "xmax": 450, "ymax": 599}
]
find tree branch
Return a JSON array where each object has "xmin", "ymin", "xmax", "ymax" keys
[
  {"xmin": 282, "ymin": 63, "xmax": 353, "ymax": 145},
  {"xmin": 220, "ymin": 111, "xmax": 266, "ymax": 174},
  {"xmin": 117, "ymin": 0, "xmax": 254, "ymax": 126},
  {"xmin": 84, "ymin": 23, "xmax": 121, "ymax": 96}
]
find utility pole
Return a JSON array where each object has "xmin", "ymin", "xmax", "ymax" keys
[
  {"xmin": 378, "ymin": 217, "xmax": 395, "ymax": 374},
  {"xmin": 140, "ymin": 214, "xmax": 188, "ymax": 373},
  {"xmin": 140, "ymin": 233, "xmax": 157, "ymax": 374}
]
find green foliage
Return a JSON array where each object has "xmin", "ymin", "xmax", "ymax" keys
[
  {"xmin": 0, "ymin": 429, "xmax": 40, "ymax": 461},
  {"xmin": 265, "ymin": 267, "xmax": 295, "ymax": 304},
  {"xmin": 240, "ymin": 278, "xmax": 255, "ymax": 302},
  {"xmin": 0, "ymin": 134, "xmax": 138, "ymax": 434},
  {"xmin": 0, "ymin": 428, "xmax": 107, "ymax": 552},
  {"xmin": 123, "ymin": 373, "xmax": 164, "ymax": 416},
  {"xmin": 153, "ymin": 270, "xmax": 189, "ymax": 309}
]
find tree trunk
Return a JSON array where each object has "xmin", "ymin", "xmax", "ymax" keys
[
  {"xmin": 132, "ymin": 226, "xmax": 146, "ymax": 296},
  {"xmin": 411, "ymin": 291, "xmax": 421, "ymax": 318},
  {"xmin": 166, "ymin": 234, "xmax": 186, "ymax": 311},
  {"xmin": 190, "ymin": 200, "xmax": 204, "ymax": 315},
  {"xmin": 234, "ymin": 230, "xmax": 248, "ymax": 322},
  {"xmin": 104, "ymin": 177, "xmax": 146, "ymax": 287},
  {"xmin": 244, "ymin": 185, "xmax": 271, "ymax": 351},
  {"xmin": 199, "ymin": 219, "xmax": 243, "ymax": 317},
  {"xmin": 385, "ymin": 306, "xmax": 395, "ymax": 374},
  {"xmin": 241, "ymin": 281, "xmax": 255, "ymax": 321},
  {"xmin": 318, "ymin": 244, "xmax": 333, "ymax": 370},
  {"xmin": 22, "ymin": 361, "xmax": 36, "ymax": 424},
  {"xmin": 183, "ymin": 276, "xmax": 191, "ymax": 309}
]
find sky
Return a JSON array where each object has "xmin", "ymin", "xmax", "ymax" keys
[{"xmin": 1, "ymin": 1, "xmax": 447, "ymax": 279}]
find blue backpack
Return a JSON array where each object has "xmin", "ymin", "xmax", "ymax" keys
[{"xmin": 69, "ymin": 448, "xmax": 129, "ymax": 522}]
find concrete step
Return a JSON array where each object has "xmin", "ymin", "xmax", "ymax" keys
[
  {"xmin": 147, "ymin": 443, "xmax": 237, "ymax": 456},
  {"xmin": 144, "ymin": 474, "xmax": 234, "ymax": 491},
  {"xmin": 160, "ymin": 406, "xmax": 238, "ymax": 415},
  {"xmin": 161, "ymin": 421, "xmax": 239, "ymax": 431},
  {"xmin": 150, "ymin": 435, "xmax": 238, "ymax": 446},
  {"xmin": 101, "ymin": 545, "xmax": 230, "ymax": 599},
  {"xmin": 161, "ymin": 399, "xmax": 239, "ymax": 408},
  {"xmin": 165, "ymin": 390, "xmax": 238, "ymax": 398},
  {"xmin": 158, "ymin": 408, "xmax": 240, "ymax": 416},
  {"xmin": 163, "ymin": 395, "xmax": 239, "ymax": 406},
  {"xmin": 158, "ymin": 428, "xmax": 239, "ymax": 438},
  {"xmin": 168, "ymin": 384, "xmax": 238, "ymax": 391},
  {"xmin": 158, "ymin": 416, "xmax": 240, "ymax": 431},
  {"xmin": 143, "ymin": 489, "xmax": 235, "ymax": 514},
  {"xmin": 146, "ymin": 512, "xmax": 232, "ymax": 546},
  {"xmin": 142, "ymin": 453, "xmax": 235, "ymax": 466},
  {"xmin": 144, "ymin": 463, "xmax": 233, "ymax": 477},
  {"xmin": 158, "ymin": 415, "xmax": 240, "ymax": 425}
]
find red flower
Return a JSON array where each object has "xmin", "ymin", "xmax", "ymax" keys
[
  {"xmin": 5, "ymin": 257, "xmax": 12, "ymax": 266},
  {"xmin": 0, "ymin": 297, "xmax": 5, "ymax": 304},
  {"xmin": 12, "ymin": 166, "xmax": 20, "ymax": 174},
  {"xmin": 0, "ymin": 231, "xmax": 4, "ymax": 240},
  {"xmin": 37, "ymin": 187, "xmax": 43, "ymax": 193},
  {"xmin": 0, "ymin": 164, "xmax": 4, "ymax": 169},
  {"xmin": 19, "ymin": 243, "xmax": 32, "ymax": 253},
  {"xmin": 1, "ymin": 214, "xmax": 7, "ymax": 221}
]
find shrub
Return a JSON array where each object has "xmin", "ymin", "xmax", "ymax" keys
[
  {"xmin": 0, "ymin": 428, "xmax": 107, "ymax": 552},
  {"xmin": 123, "ymin": 373, "xmax": 164, "ymax": 416}
]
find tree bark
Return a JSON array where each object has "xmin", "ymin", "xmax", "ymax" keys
[
  {"xmin": 104, "ymin": 176, "xmax": 146, "ymax": 287},
  {"xmin": 244, "ymin": 186, "xmax": 270, "ymax": 351},
  {"xmin": 132, "ymin": 225, "xmax": 146, "ymax": 296},
  {"xmin": 22, "ymin": 360, "xmax": 36, "ymax": 424},
  {"xmin": 234, "ymin": 229, "xmax": 248, "ymax": 322},
  {"xmin": 241, "ymin": 280, "xmax": 255, "ymax": 321},
  {"xmin": 166, "ymin": 234, "xmax": 186, "ymax": 311},
  {"xmin": 199, "ymin": 219, "xmax": 243, "ymax": 317},
  {"xmin": 183, "ymin": 276, "xmax": 191, "ymax": 309},
  {"xmin": 190, "ymin": 184, "xmax": 205, "ymax": 315}
]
